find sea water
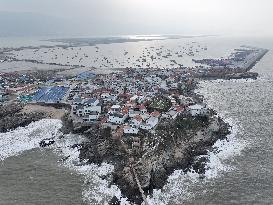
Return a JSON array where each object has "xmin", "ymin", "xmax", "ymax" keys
[{"xmin": 1, "ymin": 36, "xmax": 273, "ymax": 205}]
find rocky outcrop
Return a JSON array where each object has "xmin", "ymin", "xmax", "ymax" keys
[
  {"xmin": 0, "ymin": 111, "xmax": 46, "ymax": 132},
  {"xmin": 63, "ymin": 112, "xmax": 230, "ymax": 204},
  {"xmin": 224, "ymin": 72, "xmax": 259, "ymax": 80},
  {"xmin": 0, "ymin": 103, "xmax": 23, "ymax": 118},
  {"xmin": 0, "ymin": 103, "xmax": 47, "ymax": 132},
  {"xmin": 39, "ymin": 138, "xmax": 55, "ymax": 147}
]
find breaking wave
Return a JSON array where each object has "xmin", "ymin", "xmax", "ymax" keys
[
  {"xmin": 144, "ymin": 80, "xmax": 247, "ymax": 204},
  {"xmin": 52, "ymin": 134, "xmax": 131, "ymax": 205},
  {"xmin": 0, "ymin": 92, "xmax": 246, "ymax": 205},
  {"xmin": 0, "ymin": 119, "xmax": 62, "ymax": 161},
  {"xmin": 146, "ymin": 117, "xmax": 246, "ymax": 205},
  {"xmin": 51, "ymin": 114, "xmax": 245, "ymax": 205}
]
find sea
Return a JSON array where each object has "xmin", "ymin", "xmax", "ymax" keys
[{"xmin": 0, "ymin": 35, "xmax": 273, "ymax": 205}]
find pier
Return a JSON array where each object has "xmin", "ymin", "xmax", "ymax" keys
[{"xmin": 243, "ymin": 48, "xmax": 269, "ymax": 71}]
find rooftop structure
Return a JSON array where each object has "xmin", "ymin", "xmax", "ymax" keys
[{"xmin": 32, "ymin": 86, "xmax": 69, "ymax": 103}]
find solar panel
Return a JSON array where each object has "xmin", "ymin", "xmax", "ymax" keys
[{"xmin": 32, "ymin": 86, "xmax": 68, "ymax": 103}]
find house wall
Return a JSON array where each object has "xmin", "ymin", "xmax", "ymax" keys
[
  {"xmin": 131, "ymin": 119, "xmax": 141, "ymax": 127},
  {"xmin": 86, "ymin": 113, "xmax": 100, "ymax": 121},
  {"xmin": 190, "ymin": 108, "xmax": 207, "ymax": 116},
  {"xmin": 84, "ymin": 106, "xmax": 101, "ymax": 114},
  {"xmin": 124, "ymin": 127, "xmax": 139, "ymax": 134},
  {"xmin": 108, "ymin": 115, "xmax": 127, "ymax": 124},
  {"xmin": 140, "ymin": 124, "xmax": 152, "ymax": 130},
  {"xmin": 77, "ymin": 109, "xmax": 84, "ymax": 117},
  {"xmin": 147, "ymin": 117, "xmax": 159, "ymax": 127}
]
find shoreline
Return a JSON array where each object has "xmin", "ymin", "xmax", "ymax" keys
[
  {"xmin": 0, "ymin": 84, "xmax": 231, "ymax": 205},
  {"xmin": 0, "ymin": 103, "xmax": 67, "ymax": 133},
  {"xmin": 0, "ymin": 42, "xmax": 269, "ymax": 204},
  {"xmin": 0, "ymin": 91, "xmax": 240, "ymax": 205},
  {"xmin": 59, "ymin": 84, "xmax": 230, "ymax": 204}
]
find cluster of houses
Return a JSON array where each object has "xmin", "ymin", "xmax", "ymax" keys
[
  {"xmin": 0, "ymin": 72, "xmax": 44, "ymax": 104},
  {"xmin": 68, "ymin": 68, "xmax": 209, "ymax": 135},
  {"xmin": 1, "ymin": 66, "xmax": 209, "ymax": 136}
]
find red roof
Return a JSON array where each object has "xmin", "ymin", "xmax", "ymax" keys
[
  {"xmin": 134, "ymin": 115, "xmax": 143, "ymax": 122},
  {"xmin": 139, "ymin": 104, "xmax": 147, "ymax": 110},
  {"xmin": 175, "ymin": 105, "xmax": 184, "ymax": 112},
  {"xmin": 122, "ymin": 106, "xmax": 129, "ymax": 114},
  {"xmin": 100, "ymin": 117, "xmax": 108, "ymax": 124},
  {"xmin": 150, "ymin": 111, "xmax": 161, "ymax": 117}
]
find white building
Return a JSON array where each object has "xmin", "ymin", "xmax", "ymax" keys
[
  {"xmin": 84, "ymin": 105, "xmax": 101, "ymax": 115},
  {"xmin": 140, "ymin": 116, "xmax": 159, "ymax": 130},
  {"xmin": 103, "ymin": 95, "xmax": 117, "ymax": 103},
  {"xmin": 129, "ymin": 109, "xmax": 141, "ymax": 118},
  {"xmin": 72, "ymin": 97, "xmax": 84, "ymax": 113},
  {"xmin": 130, "ymin": 115, "xmax": 143, "ymax": 127},
  {"xmin": 83, "ymin": 111, "xmax": 100, "ymax": 122},
  {"xmin": 179, "ymin": 95, "xmax": 194, "ymax": 106},
  {"xmin": 101, "ymin": 93, "xmax": 110, "ymax": 99},
  {"xmin": 109, "ymin": 105, "xmax": 121, "ymax": 114},
  {"xmin": 108, "ymin": 113, "xmax": 128, "ymax": 124},
  {"xmin": 124, "ymin": 126, "xmax": 139, "ymax": 134},
  {"xmin": 187, "ymin": 104, "xmax": 208, "ymax": 116},
  {"xmin": 76, "ymin": 105, "xmax": 85, "ymax": 117}
]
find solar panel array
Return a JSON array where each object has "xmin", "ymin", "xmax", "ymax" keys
[{"xmin": 32, "ymin": 86, "xmax": 69, "ymax": 103}]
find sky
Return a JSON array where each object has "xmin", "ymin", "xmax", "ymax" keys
[{"xmin": 0, "ymin": 0, "xmax": 273, "ymax": 37}]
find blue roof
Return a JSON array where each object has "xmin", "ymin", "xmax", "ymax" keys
[
  {"xmin": 73, "ymin": 97, "xmax": 83, "ymax": 104},
  {"xmin": 32, "ymin": 86, "xmax": 69, "ymax": 103},
  {"xmin": 76, "ymin": 71, "xmax": 96, "ymax": 80},
  {"xmin": 84, "ymin": 98, "xmax": 97, "ymax": 105}
]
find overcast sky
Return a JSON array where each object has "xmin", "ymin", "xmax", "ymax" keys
[{"xmin": 0, "ymin": 0, "xmax": 273, "ymax": 37}]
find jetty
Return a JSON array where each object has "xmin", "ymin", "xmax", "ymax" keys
[
  {"xmin": 193, "ymin": 47, "xmax": 269, "ymax": 79},
  {"xmin": 241, "ymin": 48, "xmax": 269, "ymax": 71}
]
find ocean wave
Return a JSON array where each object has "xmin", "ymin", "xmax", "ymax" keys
[
  {"xmin": 144, "ymin": 80, "xmax": 247, "ymax": 204},
  {"xmin": 142, "ymin": 81, "xmax": 247, "ymax": 204},
  {"xmin": 52, "ymin": 134, "xmax": 132, "ymax": 205},
  {"xmin": 0, "ymin": 100, "xmax": 245, "ymax": 204},
  {"xmin": 147, "ymin": 117, "xmax": 246, "ymax": 205},
  {"xmin": 51, "ymin": 115, "xmax": 245, "ymax": 205},
  {"xmin": 0, "ymin": 119, "xmax": 62, "ymax": 161}
]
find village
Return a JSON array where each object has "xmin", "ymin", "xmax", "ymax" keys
[
  {"xmin": 0, "ymin": 46, "xmax": 268, "ymax": 137},
  {"xmin": 0, "ymin": 45, "xmax": 269, "ymax": 204},
  {"xmin": 0, "ymin": 67, "xmax": 209, "ymax": 137}
]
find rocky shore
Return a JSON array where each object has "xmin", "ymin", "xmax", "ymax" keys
[
  {"xmin": 61, "ymin": 108, "xmax": 230, "ymax": 204},
  {"xmin": 0, "ymin": 103, "xmax": 65, "ymax": 133}
]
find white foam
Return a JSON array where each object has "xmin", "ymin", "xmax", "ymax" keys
[
  {"xmin": 0, "ymin": 119, "xmax": 62, "ymax": 161},
  {"xmin": 0, "ymin": 111, "xmax": 244, "ymax": 204},
  {"xmin": 52, "ymin": 134, "xmax": 132, "ymax": 205},
  {"xmin": 0, "ymin": 89, "xmax": 241, "ymax": 205},
  {"xmin": 147, "ymin": 118, "xmax": 246, "ymax": 205},
  {"xmin": 51, "ymin": 115, "xmax": 245, "ymax": 205},
  {"xmin": 146, "ymin": 81, "xmax": 247, "ymax": 204}
]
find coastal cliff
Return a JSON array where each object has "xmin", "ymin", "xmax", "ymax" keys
[
  {"xmin": 0, "ymin": 103, "xmax": 46, "ymax": 132},
  {"xmin": 61, "ymin": 109, "xmax": 230, "ymax": 204},
  {"xmin": 0, "ymin": 103, "xmax": 65, "ymax": 133}
]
